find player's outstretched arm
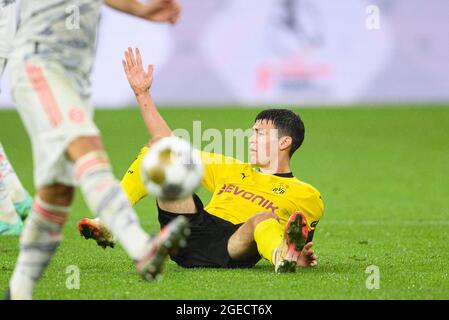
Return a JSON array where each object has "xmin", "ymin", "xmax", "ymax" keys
[
  {"xmin": 105, "ymin": 0, "xmax": 181, "ymax": 24},
  {"xmin": 122, "ymin": 47, "xmax": 172, "ymax": 144}
]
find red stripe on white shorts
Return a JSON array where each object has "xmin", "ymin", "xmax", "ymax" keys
[{"xmin": 25, "ymin": 64, "xmax": 63, "ymax": 128}]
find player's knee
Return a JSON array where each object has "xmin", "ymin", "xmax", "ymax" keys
[
  {"xmin": 67, "ymin": 136, "xmax": 104, "ymax": 162},
  {"xmin": 38, "ymin": 184, "xmax": 74, "ymax": 206},
  {"xmin": 250, "ymin": 212, "xmax": 278, "ymax": 228},
  {"xmin": 157, "ymin": 196, "xmax": 196, "ymax": 214}
]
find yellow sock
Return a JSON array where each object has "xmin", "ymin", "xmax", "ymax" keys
[{"xmin": 254, "ymin": 218, "xmax": 284, "ymax": 265}]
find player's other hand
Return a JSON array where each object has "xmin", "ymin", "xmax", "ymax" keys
[
  {"xmin": 296, "ymin": 242, "xmax": 318, "ymax": 267},
  {"xmin": 122, "ymin": 47, "xmax": 153, "ymax": 96},
  {"xmin": 138, "ymin": 0, "xmax": 181, "ymax": 24}
]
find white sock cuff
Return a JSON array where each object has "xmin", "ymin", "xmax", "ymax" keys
[
  {"xmin": 35, "ymin": 196, "xmax": 71, "ymax": 214},
  {"xmin": 33, "ymin": 196, "xmax": 70, "ymax": 225},
  {"xmin": 74, "ymin": 150, "xmax": 111, "ymax": 182}
]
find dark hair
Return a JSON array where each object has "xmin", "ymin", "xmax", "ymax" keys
[{"xmin": 255, "ymin": 108, "xmax": 305, "ymax": 157}]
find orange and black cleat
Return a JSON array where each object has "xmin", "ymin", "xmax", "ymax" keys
[
  {"xmin": 77, "ymin": 217, "xmax": 116, "ymax": 249},
  {"xmin": 135, "ymin": 215, "xmax": 190, "ymax": 281},
  {"xmin": 274, "ymin": 212, "xmax": 309, "ymax": 273}
]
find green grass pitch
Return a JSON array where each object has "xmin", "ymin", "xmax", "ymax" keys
[{"xmin": 0, "ymin": 105, "xmax": 448, "ymax": 299}]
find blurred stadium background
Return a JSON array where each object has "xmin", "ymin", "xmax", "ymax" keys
[
  {"xmin": 1, "ymin": 0, "xmax": 448, "ymax": 299},
  {"xmin": 1, "ymin": 0, "xmax": 449, "ymax": 107}
]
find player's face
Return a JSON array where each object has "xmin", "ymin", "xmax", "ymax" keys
[{"xmin": 249, "ymin": 120, "xmax": 280, "ymax": 168}]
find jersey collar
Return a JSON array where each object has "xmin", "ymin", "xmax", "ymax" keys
[
  {"xmin": 253, "ymin": 167, "xmax": 294, "ymax": 178},
  {"xmin": 273, "ymin": 172, "xmax": 294, "ymax": 178}
]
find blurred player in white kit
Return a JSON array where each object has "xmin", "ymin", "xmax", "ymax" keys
[
  {"xmin": 0, "ymin": 0, "xmax": 33, "ymax": 236},
  {"xmin": 6, "ymin": 0, "xmax": 188, "ymax": 300}
]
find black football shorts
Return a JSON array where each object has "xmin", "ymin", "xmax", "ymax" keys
[{"xmin": 157, "ymin": 194, "xmax": 261, "ymax": 268}]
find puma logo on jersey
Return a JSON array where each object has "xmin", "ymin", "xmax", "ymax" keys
[{"xmin": 241, "ymin": 172, "xmax": 249, "ymax": 180}]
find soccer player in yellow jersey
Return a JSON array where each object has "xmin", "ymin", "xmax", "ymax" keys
[{"xmin": 78, "ymin": 48, "xmax": 324, "ymax": 272}]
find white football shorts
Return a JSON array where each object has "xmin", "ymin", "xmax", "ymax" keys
[{"xmin": 9, "ymin": 49, "xmax": 100, "ymax": 188}]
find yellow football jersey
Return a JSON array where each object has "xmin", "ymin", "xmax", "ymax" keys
[{"xmin": 121, "ymin": 146, "xmax": 324, "ymax": 231}]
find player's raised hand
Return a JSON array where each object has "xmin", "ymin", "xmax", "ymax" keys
[
  {"xmin": 139, "ymin": 0, "xmax": 181, "ymax": 24},
  {"xmin": 296, "ymin": 242, "xmax": 318, "ymax": 267},
  {"xmin": 122, "ymin": 47, "xmax": 153, "ymax": 96}
]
